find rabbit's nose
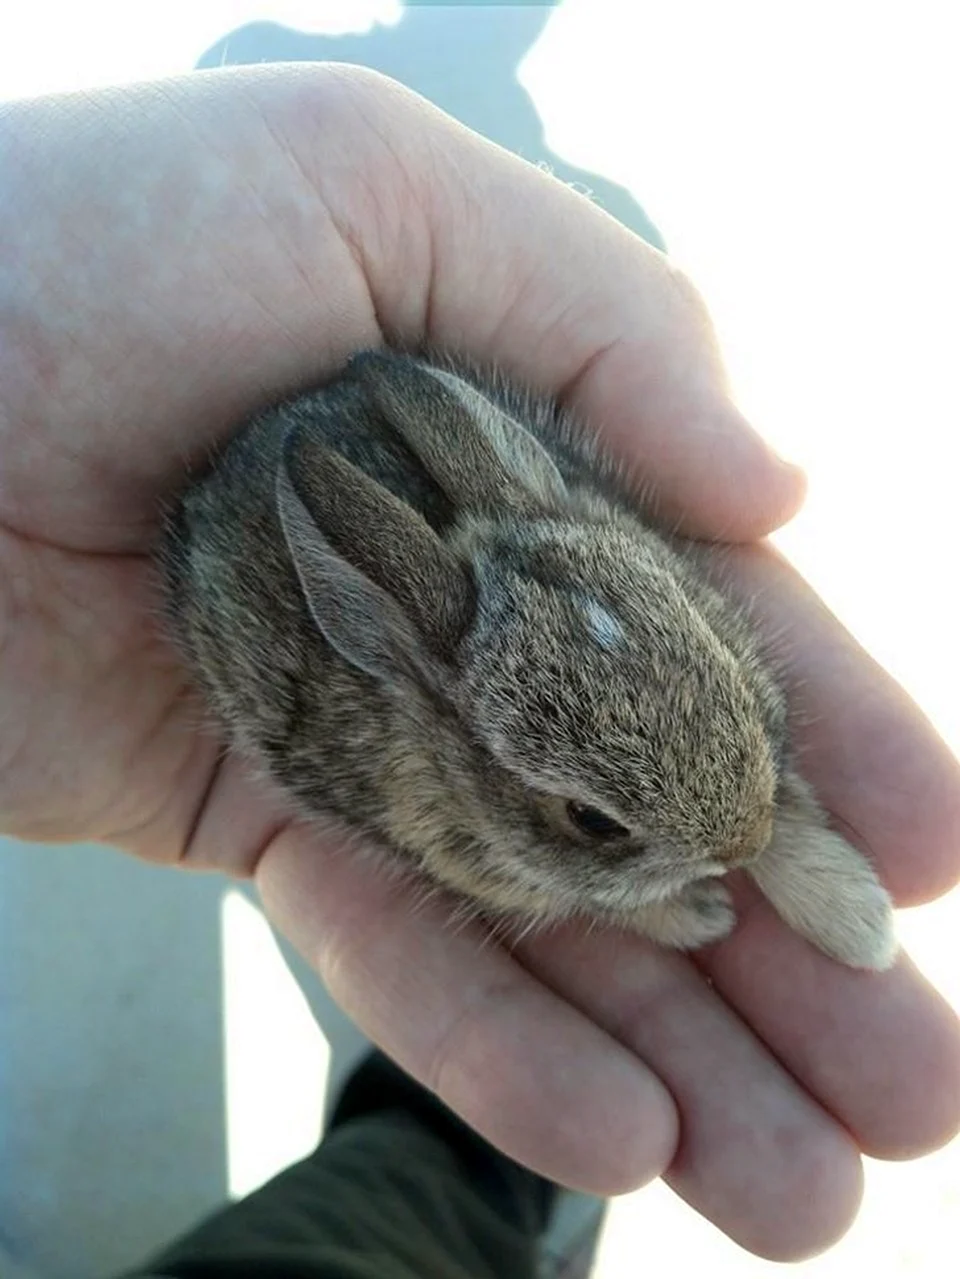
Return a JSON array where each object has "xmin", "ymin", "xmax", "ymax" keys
[{"xmin": 719, "ymin": 809, "xmax": 774, "ymax": 866}]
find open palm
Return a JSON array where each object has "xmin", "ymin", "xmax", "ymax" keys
[{"xmin": 2, "ymin": 66, "xmax": 959, "ymax": 1262}]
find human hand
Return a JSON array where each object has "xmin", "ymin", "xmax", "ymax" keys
[{"xmin": 2, "ymin": 65, "xmax": 958, "ymax": 1261}]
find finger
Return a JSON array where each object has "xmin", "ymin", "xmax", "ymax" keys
[
  {"xmin": 703, "ymin": 880, "xmax": 960, "ymax": 1161},
  {"xmin": 0, "ymin": 65, "xmax": 801, "ymax": 553},
  {"xmin": 255, "ymin": 822, "xmax": 679, "ymax": 1197},
  {"xmin": 517, "ymin": 924, "xmax": 863, "ymax": 1262},
  {"xmin": 409, "ymin": 132, "xmax": 807, "ymax": 542},
  {"xmin": 706, "ymin": 541, "xmax": 960, "ymax": 905}
]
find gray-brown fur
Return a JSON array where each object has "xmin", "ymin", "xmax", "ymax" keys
[{"xmin": 158, "ymin": 350, "xmax": 896, "ymax": 969}]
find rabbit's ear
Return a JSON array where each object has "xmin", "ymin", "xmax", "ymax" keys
[
  {"xmin": 347, "ymin": 350, "xmax": 567, "ymax": 512},
  {"xmin": 276, "ymin": 431, "xmax": 474, "ymax": 688}
]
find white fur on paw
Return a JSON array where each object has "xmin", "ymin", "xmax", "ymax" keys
[
  {"xmin": 631, "ymin": 880, "xmax": 737, "ymax": 950},
  {"xmin": 803, "ymin": 877, "xmax": 898, "ymax": 972},
  {"xmin": 751, "ymin": 823, "xmax": 899, "ymax": 972}
]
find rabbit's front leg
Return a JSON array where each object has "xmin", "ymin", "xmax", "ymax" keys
[
  {"xmin": 749, "ymin": 771, "xmax": 897, "ymax": 971},
  {"xmin": 628, "ymin": 879, "xmax": 737, "ymax": 950}
]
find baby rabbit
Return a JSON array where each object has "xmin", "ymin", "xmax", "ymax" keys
[{"xmin": 159, "ymin": 349, "xmax": 896, "ymax": 970}]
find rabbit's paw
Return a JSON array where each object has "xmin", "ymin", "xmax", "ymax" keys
[
  {"xmin": 794, "ymin": 868, "xmax": 897, "ymax": 971},
  {"xmin": 630, "ymin": 879, "xmax": 737, "ymax": 951},
  {"xmin": 751, "ymin": 822, "xmax": 898, "ymax": 972}
]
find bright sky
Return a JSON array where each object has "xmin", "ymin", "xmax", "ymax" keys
[{"xmin": 4, "ymin": 3, "xmax": 958, "ymax": 1274}]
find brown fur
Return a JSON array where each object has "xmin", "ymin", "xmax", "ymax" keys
[{"xmin": 158, "ymin": 349, "xmax": 895, "ymax": 969}]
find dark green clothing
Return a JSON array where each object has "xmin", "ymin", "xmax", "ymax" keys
[{"xmin": 122, "ymin": 1054, "xmax": 553, "ymax": 1279}]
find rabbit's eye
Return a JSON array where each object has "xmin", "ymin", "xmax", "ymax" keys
[{"xmin": 566, "ymin": 801, "xmax": 629, "ymax": 840}]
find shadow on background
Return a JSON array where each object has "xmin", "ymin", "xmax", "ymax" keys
[
  {"xmin": 197, "ymin": 0, "xmax": 664, "ymax": 250},
  {"xmin": 0, "ymin": 837, "xmax": 370, "ymax": 1279},
  {"xmin": 0, "ymin": 842, "xmax": 228, "ymax": 1278}
]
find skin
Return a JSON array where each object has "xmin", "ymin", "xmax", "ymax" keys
[{"xmin": 1, "ymin": 64, "xmax": 959, "ymax": 1262}]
